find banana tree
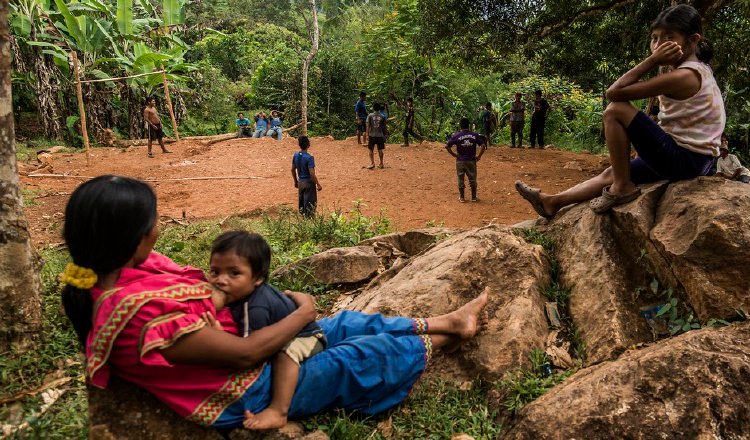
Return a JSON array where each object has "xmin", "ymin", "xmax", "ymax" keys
[{"xmin": 10, "ymin": 0, "xmax": 63, "ymax": 138}]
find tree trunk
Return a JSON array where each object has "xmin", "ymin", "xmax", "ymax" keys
[
  {"xmin": 124, "ymin": 86, "xmax": 144, "ymax": 139},
  {"xmin": 0, "ymin": 0, "xmax": 43, "ymax": 350},
  {"xmin": 300, "ymin": 0, "xmax": 319, "ymax": 136},
  {"xmin": 83, "ymin": 82, "xmax": 113, "ymax": 143}
]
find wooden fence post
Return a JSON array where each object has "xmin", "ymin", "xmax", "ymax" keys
[
  {"xmin": 71, "ymin": 52, "xmax": 90, "ymax": 166},
  {"xmin": 160, "ymin": 65, "xmax": 180, "ymax": 142}
]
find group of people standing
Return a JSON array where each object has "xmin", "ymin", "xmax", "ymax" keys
[
  {"xmin": 236, "ymin": 111, "xmax": 285, "ymax": 140},
  {"xmin": 485, "ymin": 90, "xmax": 550, "ymax": 149}
]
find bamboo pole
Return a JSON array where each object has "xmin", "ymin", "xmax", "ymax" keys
[
  {"xmin": 71, "ymin": 52, "xmax": 90, "ymax": 166},
  {"xmin": 161, "ymin": 65, "xmax": 180, "ymax": 142}
]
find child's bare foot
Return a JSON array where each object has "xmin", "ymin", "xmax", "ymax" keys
[
  {"xmin": 243, "ymin": 408, "xmax": 288, "ymax": 430},
  {"xmin": 452, "ymin": 287, "xmax": 490, "ymax": 340}
]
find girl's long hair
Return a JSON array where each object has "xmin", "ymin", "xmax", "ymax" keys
[
  {"xmin": 62, "ymin": 175, "xmax": 157, "ymax": 345},
  {"xmin": 650, "ymin": 4, "xmax": 713, "ymax": 64}
]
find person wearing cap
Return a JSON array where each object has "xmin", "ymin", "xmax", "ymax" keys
[{"xmin": 716, "ymin": 135, "xmax": 750, "ymax": 183}]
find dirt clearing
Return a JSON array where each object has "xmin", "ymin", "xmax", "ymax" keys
[{"xmin": 20, "ymin": 136, "xmax": 605, "ymax": 245}]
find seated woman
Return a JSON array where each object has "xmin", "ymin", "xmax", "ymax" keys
[
  {"xmin": 61, "ymin": 175, "xmax": 488, "ymax": 430},
  {"xmin": 266, "ymin": 110, "xmax": 284, "ymax": 141}
]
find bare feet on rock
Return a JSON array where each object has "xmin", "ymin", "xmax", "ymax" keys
[
  {"xmin": 243, "ymin": 408, "xmax": 288, "ymax": 430},
  {"xmin": 453, "ymin": 287, "xmax": 490, "ymax": 340}
]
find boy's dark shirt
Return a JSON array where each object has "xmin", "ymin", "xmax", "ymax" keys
[
  {"xmin": 482, "ymin": 110, "xmax": 492, "ymax": 131},
  {"xmin": 229, "ymin": 283, "xmax": 324, "ymax": 339},
  {"xmin": 447, "ymin": 129, "xmax": 485, "ymax": 161},
  {"xmin": 532, "ymin": 98, "xmax": 550, "ymax": 119}
]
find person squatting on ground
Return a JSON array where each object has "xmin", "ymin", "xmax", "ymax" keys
[
  {"xmin": 366, "ymin": 102, "xmax": 388, "ymax": 169},
  {"xmin": 529, "ymin": 90, "xmax": 550, "ymax": 148},
  {"xmin": 267, "ymin": 110, "xmax": 284, "ymax": 141},
  {"xmin": 236, "ymin": 113, "xmax": 252, "ymax": 138},
  {"xmin": 143, "ymin": 96, "xmax": 172, "ymax": 158},
  {"xmin": 716, "ymin": 135, "xmax": 750, "ymax": 183},
  {"xmin": 509, "ymin": 93, "xmax": 526, "ymax": 148},
  {"xmin": 355, "ymin": 91, "xmax": 368, "ymax": 145},
  {"xmin": 402, "ymin": 98, "xmax": 423, "ymax": 147},
  {"xmin": 291, "ymin": 136, "xmax": 323, "ymax": 216},
  {"xmin": 207, "ymin": 231, "xmax": 327, "ymax": 430},
  {"xmin": 254, "ymin": 112, "xmax": 269, "ymax": 138},
  {"xmin": 515, "ymin": 4, "xmax": 725, "ymax": 219},
  {"xmin": 481, "ymin": 102, "xmax": 498, "ymax": 147},
  {"xmin": 446, "ymin": 117, "xmax": 487, "ymax": 203},
  {"xmin": 59, "ymin": 174, "xmax": 490, "ymax": 431}
]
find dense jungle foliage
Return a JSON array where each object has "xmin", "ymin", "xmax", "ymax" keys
[{"xmin": 10, "ymin": 0, "xmax": 750, "ymax": 158}]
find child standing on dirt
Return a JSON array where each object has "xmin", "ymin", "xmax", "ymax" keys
[
  {"xmin": 401, "ymin": 97, "xmax": 424, "ymax": 147},
  {"xmin": 366, "ymin": 102, "xmax": 388, "ymax": 169},
  {"xmin": 355, "ymin": 91, "xmax": 368, "ymax": 145},
  {"xmin": 143, "ymin": 96, "xmax": 172, "ymax": 158},
  {"xmin": 445, "ymin": 117, "xmax": 486, "ymax": 202},
  {"xmin": 291, "ymin": 136, "xmax": 323, "ymax": 216},
  {"xmin": 205, "ymin": 231, "xmax": 327, "ymax": 431},
  {"xmin": 516, "ymin": 4, "xmax": 724, "ymax": 219}
]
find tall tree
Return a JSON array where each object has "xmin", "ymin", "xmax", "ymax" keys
[
  {"xmin": 0, "ymin": 0, "xmax": 43, "ymax": 350},
  {"xmin": 301, "ymin": 0, "xmax": 319, "ymax": 135}
]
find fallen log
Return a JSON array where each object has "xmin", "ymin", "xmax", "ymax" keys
[{"xmin": 113, "ymin": 133, "xmax": 236, "ymax": 148}]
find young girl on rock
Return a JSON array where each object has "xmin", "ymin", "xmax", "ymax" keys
[{"xmin": 516, "ymin": 4, "xmax": 725, "ymax": 218}]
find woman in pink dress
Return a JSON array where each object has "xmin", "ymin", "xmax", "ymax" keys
[{"xmin": 60, "ymin": 175, "xmax": 488, "ymax": 429}]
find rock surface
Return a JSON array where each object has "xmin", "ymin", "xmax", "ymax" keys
[
  {"xmin": 272, "ymin": 245, "xmax": 380, "ymax": 285},
  {"xmin": 649, "ymin": 177, "xmax": 750, "ymax": 320},
  {"xmin": 501, "ymin": 322, "xmax": 750, "ymax": 439},
  {"xmin": 349, "ymin": 225, "xmax": 552, "ymax": 379}
]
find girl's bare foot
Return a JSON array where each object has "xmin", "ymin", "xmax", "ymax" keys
[{"xmin": 243, "ymin": 408, "xmax": 288, "ymax": 430}]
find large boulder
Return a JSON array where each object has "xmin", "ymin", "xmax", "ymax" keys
[
  {"xmin": 547, "ymin": 183, "xmax": 668, "ymax": 364},
  {"xmin": 347, "ymin": 225, "xmax": 553, "ymax": 380},
  {"xmin": 272, "ymin": 246, "xmax": 380, "ymax": 285},
  {"xmin": 501, "ymin": 321, "xmax": 750, "ymax": 439},
  {"xmin": 649, "ymin": 177, "xmax": 750, "ymax": 320}
]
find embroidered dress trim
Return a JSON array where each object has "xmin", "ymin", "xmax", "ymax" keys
[
  {"xmin": 412, "ymin": 318, "xmax": 428, "ymax": 334},
  {"xmin": 419, "ymin": 335, "xmax": 433, "ymax": 364},
  {"xmin": 138, "ymin": 312, "xmax": 207, "ymax": 358},
  {"xmin": 87, "ymin": 283, "xmax": 215, "ymax": 384},
  {"xmin": 186, "ymin": 366, "xmax": 265, "ymax": 426}
]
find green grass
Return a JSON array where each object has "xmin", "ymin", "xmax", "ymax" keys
[{"xmin": 304, "ymin": 379, "xmax": 503, "ymax": 439}]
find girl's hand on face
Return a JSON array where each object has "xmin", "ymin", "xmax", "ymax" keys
[{"xmin": 651, "ymin": 41, "xmax": 683, "ymax": 65}]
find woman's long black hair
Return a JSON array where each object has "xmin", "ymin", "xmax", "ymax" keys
[
  {"xmin": 62, "ymin": 175, "xmax": 157, "ymax": 345},
  {"xmin": 651, "ymin": 4, "xmax": 713, "ymax": 64}
]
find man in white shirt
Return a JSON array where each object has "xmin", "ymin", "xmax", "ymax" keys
[{"xmin": 716, "ymin": 144, "xmax": 750, "ymax": 183}]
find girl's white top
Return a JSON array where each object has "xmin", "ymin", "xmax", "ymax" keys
[{"xmin": 658, "ymin": 60, "xmax": 726, "ymax": 156}]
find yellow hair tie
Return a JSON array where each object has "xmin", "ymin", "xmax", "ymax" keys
[{"xmin": 60, "ymin": 263, "xmax": 98, "ymax": 289}]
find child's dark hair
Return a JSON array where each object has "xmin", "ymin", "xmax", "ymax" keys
[
  {"xmin": 534, "ymin": 89, "xmax": 542, "ymax": 96},
  {"xmin": 62, "ymin": 175, "xmax": 157, "ymax": 345},
  {"xmin": 374, "ymin": 102, "xmax": 383, "ymax": 111},
  {"xmin": 485, "ymin": 102, "xmax": 492, "ymax": 109},
  {"xmin": 211, "ymin": 231, "xmax": 271, "ymax": 282},
  {"xmin": 298, "ymin": 136, "xmax": 310, "ymax": 149},
  {"xmin": 360, "ymin": 91, "xmax": 366, "ymax": 98},
  {"xmin": 460, "ymin": 117, "xmax": 470, "ymax": 129},
  {"xmin": 651, "ymin": 4, "xmax": 713, "ymax": 64},
  {"xmin": 407, "ymin": 97, "xmax": 413, "ymax": 103}
]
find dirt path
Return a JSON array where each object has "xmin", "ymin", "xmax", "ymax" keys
[{"xmin": 20, "ymin": 136, "xmax": 605, "ymax": 245}]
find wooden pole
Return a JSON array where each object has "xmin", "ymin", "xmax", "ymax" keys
[
  {"xmin": 71, "ymin": 52, "xmax": 90, "ymax": 166},
  {"xmin": 160, "ymin": 65, "xmax": 180, "ymax": 142}
]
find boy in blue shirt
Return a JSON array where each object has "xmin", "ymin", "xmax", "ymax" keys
[
  {"xmin": 266, "ymin": 110, "xmax": 284, "ymax": 141},
  {"xmin": 291, "ymin": 136, "xmax": 323, "ymax": 216},
  {"xmin": 236, "ymin": 113, "xmax": 252, "ymax": 138},
  {"xmin": 355, "ymin": 91, "xmax": 368, "ymax": 145},
  {"xmin": 207, "ymin": 231, "xmax": 327, "ymax": 430}
]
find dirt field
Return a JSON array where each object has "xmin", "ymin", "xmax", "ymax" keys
[{"xmin": 20, "ymin": 136, "xmax": 606, "ymax": 245}]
